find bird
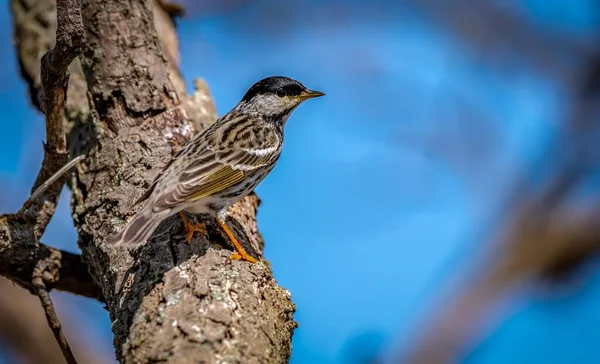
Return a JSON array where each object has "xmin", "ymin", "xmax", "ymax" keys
[{"xmin": 107, "ymin": 76, "xmax": 324, "ymax": 263}]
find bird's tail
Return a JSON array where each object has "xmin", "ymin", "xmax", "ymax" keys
[{"xmin": 107, "ymin": 204, "xmax": 166, "ymax": 247}]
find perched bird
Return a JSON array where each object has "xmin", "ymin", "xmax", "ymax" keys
[{"xmin": 108, "ymin": 76, "xmax": 324, "ymax": 263}]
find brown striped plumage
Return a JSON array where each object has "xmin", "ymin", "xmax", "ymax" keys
[{"xmin": 108, "ymin": 76, "xmax": 324, "ymax": 263}]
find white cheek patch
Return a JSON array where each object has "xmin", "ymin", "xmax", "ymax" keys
[{"xmin": 254, "ymin": 95, "xmax": 284, "ymax": 115}]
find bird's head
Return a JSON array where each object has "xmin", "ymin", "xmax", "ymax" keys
[{"xmin": 238, "ymin": 76, "xmax": 324, "ymax": 124}]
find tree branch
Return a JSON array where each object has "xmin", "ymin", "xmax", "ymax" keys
[
  {"xmin": 0, "ymin": 0, "xmax": 92, "ymax": 362},
  {"xmin": 0, "ymin": 218, "xmax": 103, "ymax": 302},
  {"xmin": 0, "ymin": 278, "xmax": 108, "ymax": 364},
  {"xmin": 10, "ymin": 0, "xmax": 297, "ymax": 362},
  {"xmin": 1, "ymin": 0, "xmax": 93, "ymax": 292},
  {"xmin": 32, "ymin": 254, "xmax": 78, "ymax": 364},
  {"xmin": 19, "ymin": 155, "xmax": 85, "ymax": 215},
  {"xmin": 23, "ymin": 0, "xmax": 87, "ymax": 359},
  {"xmin": 24, "ymin": 0, "xmax": 86, "ymax": 237}
]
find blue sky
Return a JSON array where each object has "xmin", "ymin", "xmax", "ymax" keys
[{"xmin": 1, "ymin": 1, "xmax": 600, "ymax": 363}]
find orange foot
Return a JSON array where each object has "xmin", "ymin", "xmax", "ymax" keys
[
  {"xmin": 217, "ymin": 217, "xmax": 258, "ymax": 264},
  {"xmin": 179, "ymin": 212, "xmax": 207, "ymax": 244}
]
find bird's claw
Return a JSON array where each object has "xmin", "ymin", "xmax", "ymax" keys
[
  {"xmin": 228, "ymin": 252, "xmax": 258, "ymax": 264},
  {"xmin": 179, "ymin": 212, "xmax": 207, "ymax": 244},
  {"xmin": 184, "ymin": 223, "xmax": 207, "ymax": 244}
]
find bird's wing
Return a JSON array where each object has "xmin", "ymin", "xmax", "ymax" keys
[
  {"xmin": 132, "ymin": 147, "xmax": 182, "ymax": 207},
  {"xmin": 150, "ymin": 126, "xmax": 280, "ymax": 212},
  {"xmin": 132, "ymin": 123, "xmax": 217, "ymax": 207}
]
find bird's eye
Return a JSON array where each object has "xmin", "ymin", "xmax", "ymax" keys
[{"xmin": 276, "ymin": 89, "xmax": 286, "ymax": 98}]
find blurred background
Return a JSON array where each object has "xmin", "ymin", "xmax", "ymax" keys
[{"xmin": 2, "ymin": 0, "xmax": 600, "ymax": 363}]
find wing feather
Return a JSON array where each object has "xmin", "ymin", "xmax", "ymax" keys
[{"xmin": 150, "ymin": 124, "xmax": 280, "ymax": 211}]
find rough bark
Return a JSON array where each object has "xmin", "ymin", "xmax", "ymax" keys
[{"xmin": 8, "ymin": 0, "xmax": 297, "ymax": 362}]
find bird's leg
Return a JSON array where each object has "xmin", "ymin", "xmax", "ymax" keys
[
  {"xmin": 179, "ymin": 212, "xmax": 207, "ymax": 244},
  {"xmin": 217, "ymin": 217, "xmax": 258, "ymax": 264}
]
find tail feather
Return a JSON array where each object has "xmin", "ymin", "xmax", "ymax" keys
[{"xmin": 107, "ymin": 206, "xmax": 166, "ymax": 247}]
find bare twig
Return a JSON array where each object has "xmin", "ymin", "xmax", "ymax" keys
[
  {"xmin": 23, "ymin": 0, "xmax": 86, "ymax": 235},
  {"xmin": 0, "ymin": 278, "xmax": 109, "ymax": 364},
  {"xmin": 19, "ymin": 155, "xmax": 85, "ymax": 215},
  {"xmin": 26, "ymin": 0, "xmax": 87, "ymax": 359},
  {"xmin": 32, "ymin": 254, "xmax": 78, "ymax": 364},
  {"xmin": 0, "ymin": 0, "xmax": 89, "ymax": 362}
]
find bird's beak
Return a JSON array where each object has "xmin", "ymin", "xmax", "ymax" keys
[{"xmin": 297, "ymin": 89, "xmax": 325, "ymax": 100}]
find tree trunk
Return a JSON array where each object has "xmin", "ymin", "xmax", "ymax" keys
[{"xmin": 9, "ymin": 0, "xmax": 297, "ymax": 362}]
